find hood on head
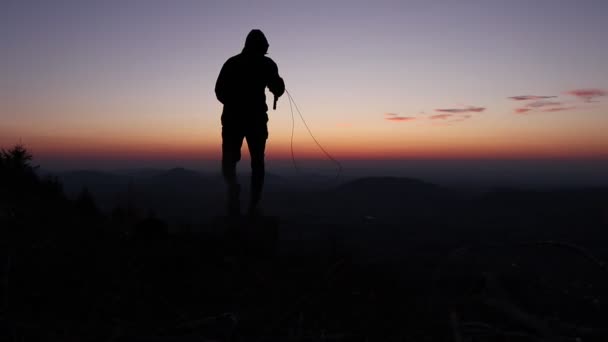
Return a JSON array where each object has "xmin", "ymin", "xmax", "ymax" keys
[{"xmin": 242, "ymin": 29, "xmax": 269, "ymax": 55}]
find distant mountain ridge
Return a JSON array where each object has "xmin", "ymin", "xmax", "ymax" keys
[
  {"xmin": 334, "ymin": 176, "xmax": 439, "ymax": 195},
  {"xmin": 53, "ymin": 170, "xmax": 130, "ymax": 194},
  {"xmin": 32, "ymin": 168, "xmax": 608, "ymax": 228}
]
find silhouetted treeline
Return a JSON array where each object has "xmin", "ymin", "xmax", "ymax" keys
[
  {"xmin": 0, "ymin": 145, "xmax": 161, "ymax": 239},
  {"xmin": 0, "ymin": 145, "xmax": 64, "ymax": 210}
]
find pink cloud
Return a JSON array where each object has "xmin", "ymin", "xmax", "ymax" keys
[
  {"xmin": 435, "ymin": 106, "xmax": 485, "ymax": 114},
  {"xmin": 542, "ymin": 106, "xmax": 576, "ymax": 112},
  {"xmin": 566, "ymin": 88, "xmax": 607, "ymax": 102},
  {"xmin": 386, "ymin": 116, "xmax": 416, "ymax": 122},
  {"xmin": 384, "ymin": 113, "xmax": 415, "ymax": 122},
  {"xmin": 509, "ymin": 95, "xmax": 557, "ymax": 101},
  {"xmin": 514, "ymin": 108, "xmax": 531, "ymax": 114},
  {"xmin": 430, "ymin": 114, "xmax": 453, "ymax": 120}
]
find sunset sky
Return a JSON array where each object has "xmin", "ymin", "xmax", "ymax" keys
[{"xmin": 2, "ymin": 0, "xmax": 608, "ymax": 170}]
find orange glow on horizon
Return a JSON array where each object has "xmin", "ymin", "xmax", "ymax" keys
[
  {"xmin": 22, "ymin": 138, "xmax": 608, "ymax": 162},
  {"xmin": 3, "ymin": 106, "xmax": 607, "ymax": 163}
]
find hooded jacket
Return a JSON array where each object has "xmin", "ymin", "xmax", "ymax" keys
[{"xmin": 215, "ymin": 30, "xmax": 285, "ymax": 125}]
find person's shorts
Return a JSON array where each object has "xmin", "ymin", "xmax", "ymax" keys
[{"xmin": 221, "ymin": 121, "xmax": 268, "ymax": 163}]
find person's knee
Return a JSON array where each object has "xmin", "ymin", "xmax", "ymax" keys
[
  {"xmin": 251, "ymin": 158, "xmax": 265, "ymax": 173},
  {"xmin": 222, "ymin": 128, "xmax": 243, "ymax": 164},
  {"xmin": 222, "ymin": 160, "xmax": 237, "ymax": 179},
  {"xmin": 222, "ymin": 148, "xmax": 241, "ymax": 164},
  {"xmin": 222, "ymin": 144, "xmax": 241, "ymax": 174}
]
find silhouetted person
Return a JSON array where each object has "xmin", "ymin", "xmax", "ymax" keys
[{"xmin": 215, "ymin": 29, "xmax": 285, "ymax": 216}]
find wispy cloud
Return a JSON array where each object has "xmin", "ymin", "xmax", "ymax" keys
[
  {"xmin": 450, "ymin": 114, "xmax": 472, "ymax": 122},
  {"xmin": 509, "ymin": 94, "xmax": 564, "ymax": 114},
  {"xmin": 566, "ymin": 88, "xmax": 607, "ymax": 102},
  {"xmin": 509, "ymin": 95, "xmax": 557, "ymax": 101},
  {"xmin": 384, "ymin": 113, "xmax": 416, "ymax": 122},
  {"xmin": 514, "ymin": 108, "xmax": 532, "ymax": 114},
  {"xmin": 430, "ymin": 113, "xmax": 474, "ymax": 124},
  {"xmin": 542, "ymin": 106, "xmax": 576, "ymax": 112},
  {"xmin": 429, "ymin": 114, "xmax": 453, "ymax": 120},
  {"xmin": 508, "ymin": 91, "xmax": 580, "ymax": 114},
  {"xmin": 526, "ymin": 100, "xmax": 561, "ymax": 108},
  {"xmin": 514, "ymin": 105, "xmax": 575, "ymax": 114},
  {"xmin": 386, "ymin": 117, "xmax": 416, "ymax": 122},
  {"xmin": 435, "ymin": 106, "xmax": 485, "ymax": 114}
]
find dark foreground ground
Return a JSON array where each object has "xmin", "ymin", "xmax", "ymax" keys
[
  {"xmin": 2, "ymin": 211, "xmax": 608, "ymax": 342},
  {"xmin": 1, "ymin": 151, "xmax": 607, "ymax": 341}
]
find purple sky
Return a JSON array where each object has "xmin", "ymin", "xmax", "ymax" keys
[{"xmin": 2, "ymin": 0, "xmax": 608, "ymax": 171}]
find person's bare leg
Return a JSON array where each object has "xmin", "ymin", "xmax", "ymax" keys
[
  {"xmin": 222, "ymin": 127, "xmax": 244, "ymax": 216},
  {"xmin": 222, "ymin": 159, "xmax": 241, "ymax": 216},
  {"xmin": 249, "ymin": 158, "xmax": 264, "ymax": 215},
  {"xmin": 246, "ymin": 133, "xmax": 266, "ymax": 216}
]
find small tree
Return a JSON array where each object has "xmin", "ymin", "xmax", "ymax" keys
[
  {"xmin": 0, "ymin": 144, "xmax": 38, "ymax": 194},
  {"xmin": 1, "ymin": 144, "xmax": 35, "ymax": 170}
]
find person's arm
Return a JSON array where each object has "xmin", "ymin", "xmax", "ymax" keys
[
  {"xmin": 267, "ymin": 60, "xmax": 285, "ymax": 99},
  {"xmin": 215, "ymin": 61, "xmax": 230, "ymax": 104}
]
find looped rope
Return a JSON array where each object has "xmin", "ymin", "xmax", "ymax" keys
[{"xmin": 285, "ymin": 89, "xmax": 343, "ymax": 181}]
